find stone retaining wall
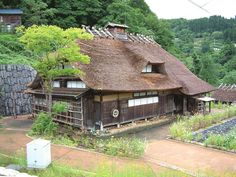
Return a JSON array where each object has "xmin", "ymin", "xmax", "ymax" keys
[{"xmin": 0, "ymin": 65, "xmax": 36, "ymax": 116}]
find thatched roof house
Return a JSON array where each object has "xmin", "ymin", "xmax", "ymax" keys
[
  {"xmin": 212, "ymin": 84, "xmax": 236, "ymax": 104},
  {"xmin": 29, "ymin": 23, "xmax": 214, "ymax": 130}
]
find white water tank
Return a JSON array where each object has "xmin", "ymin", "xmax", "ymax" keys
[{"xmin": 27, "ymin": 139, "xmax": 51, "ymax": 169}]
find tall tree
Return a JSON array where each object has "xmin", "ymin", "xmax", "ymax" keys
[
  {"xmin": 199, "ymin": 55, "xmax": 218, "ymax": 85},
  {"xmin": 20, "ymin": 0, "xmax": 56, "ymax": 26},
  {"xmin": 18, "ymin": 25, "xmax": 93, "ymax": 112},
  {"xmin": 192, "ymin": 53, "xmax": 201, "ymax": 75},
  {"xmin": 223, "ymin": 70, "xmax": 236, "ymax": 84}
]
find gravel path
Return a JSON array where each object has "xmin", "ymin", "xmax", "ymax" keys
[{"xmin": 193, "ymin": 117, "xmax": 236, "ymax": 142}]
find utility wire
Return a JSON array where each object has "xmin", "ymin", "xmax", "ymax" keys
[
  {"xmin": 187, "ymin": 0, "xmax": 212, "ymax": 15},
  {"xmin": 201, "ymin": 0, "xmax": 215, "ymax": 8}
]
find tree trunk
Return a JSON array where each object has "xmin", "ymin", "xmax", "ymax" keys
[{"xmin": 48, "ymin": 92, "xmax": 52, "ymax": 113}]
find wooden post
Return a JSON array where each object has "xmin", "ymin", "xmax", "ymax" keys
[
  {"xmin": 209, "ymin": 101, "xmax": 211, "ymax": 113},
  {"xmin": 183, "ymin": 97, "xmax": 187, "ymax": 114},
  {"xmin": 81, "ymin": 97, "xmax": 84, "ymax": 129},
  {"xmin": 13, "ymin": 91, "xmax": 17, "ymax": 119},
  {"xmin": 203, "ymin": 101, "xmax": 206, "ymax": 115},
  {"xmin": 100, "ymin": 91, "xmax": 103, "ymax": 131}
]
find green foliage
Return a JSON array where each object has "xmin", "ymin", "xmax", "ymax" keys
[
  {"xmin": 20, "ymin": 0, "xmax": 56, "ymax": 26},
  {"xmin": 0, "ymin": 152, "xmax": 159, "ymax": 177},
  {"xmin": 204, "ymin": 128, "xmax": 236, "ymax": 151},
  {"xmin": 223, "ymin": 70, "xmax": 236, "ymax": 84},
  {"xmin": 77, "ymin": 136, "xmax": 146, "ymax": 158},
  {"xmin": 170, "ymin": 106, "xmax": 236, "ymax": 141},
  {"xmin": 168, "ymin": 16, "xmax": 236, "ymax": 85},
  {"xmin": 0, "ymin": 154, "xmax": 91, "ymax": 177},
  {"xmin": 29, "ymin": 112, "xmax": 58, "ymax": 136},
  {"xmin": 52, "ymin": 102, "xmax": 68, "ymax": 113},
  {"xmin": 0, "ymin": 149, "xmax": 27, "ymax": 167},
  {"xmin": 1, "ymin": 0, "xmax": 174, "ymax": 50},
  {"xmin": 53, "ymin": 135, "xmax": 78, "ymax": 147},
  {"xmin": 0, "ymin": 33, "xmax": 34, "ymax": 64},
  {"xmin": 169, "ymin": 121, "xmax": 193, "ymax": 141},
  {"xmin": 18, "ymin": 25, "xmax": 92, "ymax": 90},
  {"xmin": 199, "ymin": 55, "xmax": 219, "ymax": 85},
  {"xmin": 18, "ymin": 25, "xmax": 92, "ymax": 111},
  {"xmin": 93, "ymin": 164, "xmax": 155, "ymax": 177}
]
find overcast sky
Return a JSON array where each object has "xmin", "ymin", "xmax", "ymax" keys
[{"xmin": 145, "ymin": 0, "xmax": 236, "ymax": 19}]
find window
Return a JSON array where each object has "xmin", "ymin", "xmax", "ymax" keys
[
  {"xmin": 67, "ymin": 81, "xmax": 86, "ymax": 88},
  {"xmin": 52, "ymin": 81, "xmax": 60, "ymax": 88},
  {"xmin": 6, "ymin": 25, "xmax": 12, "ymax": 32},
  {"xmin": 134, "ymin": 91, "xmax": 157, "ymax": 97},
  {"xmin": 142, "ymin": 64, "xmax": 152, "ymax": 73},
  {"xmin": 128, "ymin": 96, "xmax": 159, "ymax": 107}
]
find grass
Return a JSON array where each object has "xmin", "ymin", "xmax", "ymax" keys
[
  {"xmin": 0, "ymin": 152, "xmax": 194, "ymax": 177},
  {"xmin": 0, "ymin": 153, "xmax": 92, "ymax": 177},
  {"xmin": 170, "ymin": 105, "xmax": 236, "ymax": 141},
  {"xmin": 50, "ymin": 134, "xmax": 146, "ymax": 158},
  {"xmin": 2, "ymin": 152, "xmax": 236, "ymax": 177},
  {"xmin": 204, "ymin": 127, "xmax": 236, "ymax": 151},
  {"xmin": 93, "ymin": 163, "xmax": 155, "ymax": 177}
]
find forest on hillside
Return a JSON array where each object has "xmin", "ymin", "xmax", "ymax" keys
[
  {"xmin": 168, "ymin": 16, "xmax": 236, "ymax": 85},
  {"xmin": 0, "ymin": 0, "xmax": 235, "ymax": 85}
]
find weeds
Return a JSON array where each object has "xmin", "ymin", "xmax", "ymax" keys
[
  {"xmin": 170, "ymin": 105, "xmax": 236, "ymax": 141},
  {"xmin": 52, "ymin": 135, "xmax": 78, "ymax": 147},
  {"xmin": 76, "ymin": 135, "xmax": 146, "ymax": 158},
  {"xmin": 29, "ymin": 112, "xmax": 58, "ymax": 137},
  {"xmin": 204, "ymin": 128, "xmax": 236, "ymax": 151}
]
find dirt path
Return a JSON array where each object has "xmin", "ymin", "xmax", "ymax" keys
[
  {"xmin": 144, "ymin": 139, "xmax": 236, "ymax": 176},
  {"xmin": 0, "ymin": 117, "xmax": 166, "ymax": 175},
  {"xmin": 1, "ymin": 116, "xmax": 236, "ymax": 176},
  {"xmin": 127, "ymin": 122, "xmax": 171, "ymax": 141}
]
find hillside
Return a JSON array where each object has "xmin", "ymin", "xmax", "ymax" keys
[
  {"xmin": 167, "ymin": 16, "xmax": 236, "ymax": 85},
  {"xmin": 0, "ymin": 34, "xmax": 34, "ymax": 64}
]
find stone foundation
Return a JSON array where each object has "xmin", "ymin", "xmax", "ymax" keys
[{"xmin": 0, "ymin": 65, "xmax": 36, "ymax": 116}]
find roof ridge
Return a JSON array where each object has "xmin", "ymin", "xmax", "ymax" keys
[
  {"xmin": 82, "ymin": 25, "xmax": 159, "ymax": 45},
  {"xmin": 218, "ymin": 83, "xmax": 236, "ymax": 91}
]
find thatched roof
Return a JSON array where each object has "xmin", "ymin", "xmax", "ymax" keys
[
  {"xmin": 29, "ymin": 25, "xmax": 214, "ymax": 96},
  {"xmin": 212, "ymin": 84, "xmax": 236, "ymax": 103},
  {"xmin": 75, "ymin": 32, "xmax": 214, "ymax": 95}
]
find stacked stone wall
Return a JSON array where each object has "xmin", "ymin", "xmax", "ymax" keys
[{"xmin": 0, "ymin": 65, "xmax": 36, "ymax": 116}]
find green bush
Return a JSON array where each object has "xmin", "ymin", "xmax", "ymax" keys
[
  {"xmin": 204, "ymin": 128, "xmax": 236, "ymax": 151},
  {"xmin": 77, "ymin": 136, "xmax": 146, "ymax": 158},
  {"xmin": 170, "ymin": 106, "xmax": 236, "ymax": 141},
  {"xmin": 29, "ymin": 112, "xmax": 58, "ymax": 136},
  {"xmin": 52, "ymin": 102, "xmax": 69, "ymax": 114},
  {"xmin": 103, "ymin": 137, "xmax": 145, "ymax": 158},
  {"xmin": 169, "ymin": 121, "xmax": 193, "ymax": 141},
  {"xmin": 53, "ymin": 135, "xmax": 77, "ymax": 147}
]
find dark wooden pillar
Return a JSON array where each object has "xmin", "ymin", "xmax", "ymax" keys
[
  {"xmin": 183, "ymin": 97, "xmax": 187, "ymax": 114},
  {"xmin": 209, "ymin": 101, "xmax": 211, "ymax": 113},
  {"xmin": 100, "ymin": 91, "xmax": 103, "ymax": 131}
]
